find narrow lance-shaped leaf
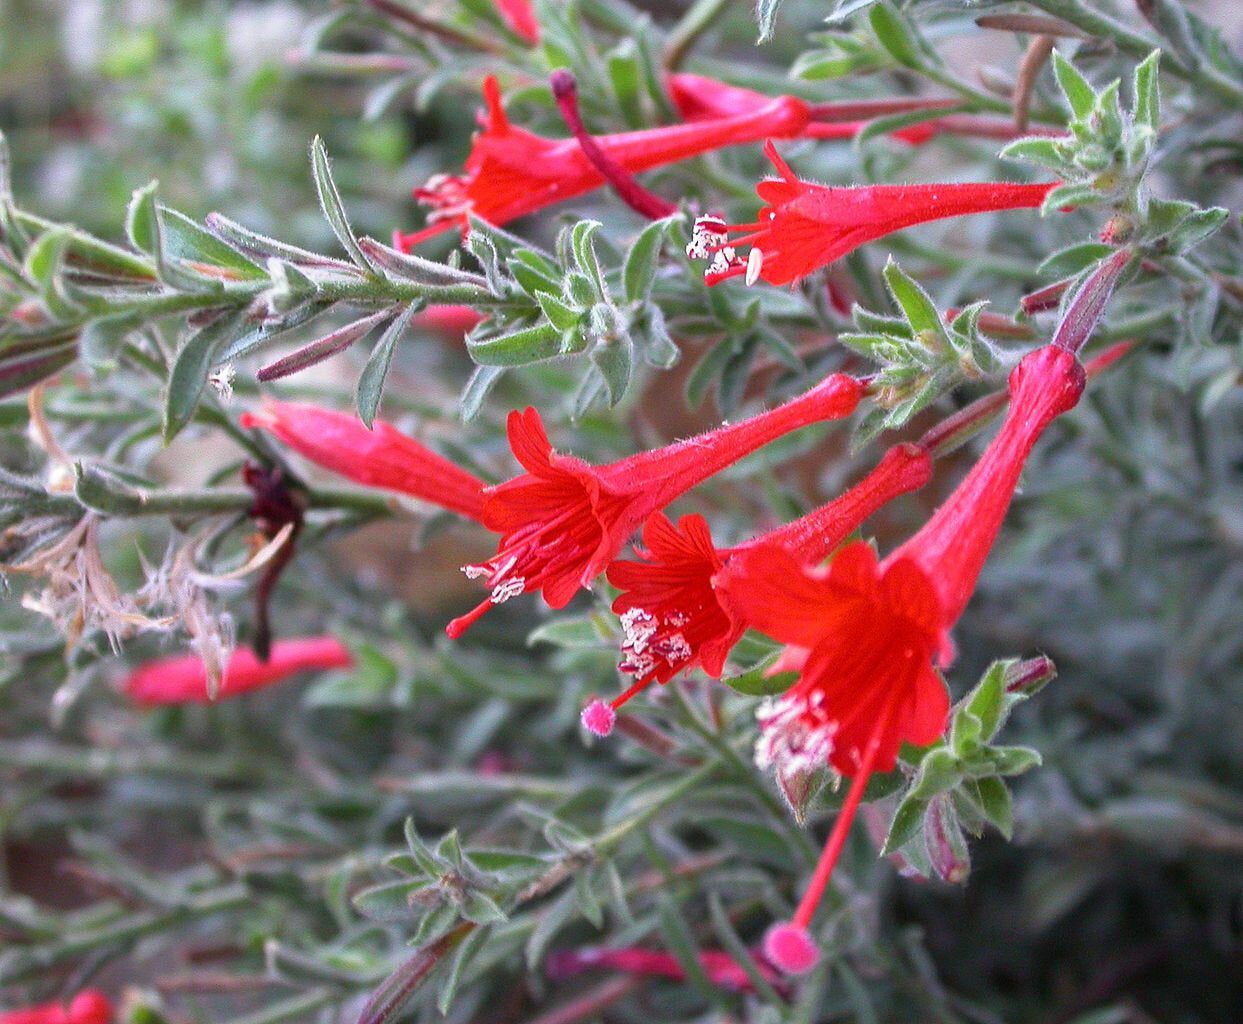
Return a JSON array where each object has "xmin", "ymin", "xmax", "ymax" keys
[
  {"xmin": 125, "ymin": 180, "xmax": 161, "ymax": 255},
  {"xmin": 1052, "ymin": 50, "xmax": 1097, "ymax": 121},
  {"xmin": 466, "ymin": 322, "xmax": 572, "ymax": 367},
  {"xmin": 309, "ymin": 135, "xmax": 376, "ymax": 273},
  {"xmin": 458, "ymin": 364, "xmax": 505, "ymax": 422},
  {"xmin": 357, "ymin": 302, "xmax": 420, "ymax": 428},
  {"xmin": 158, "ymin": 206, "xmax": 266, "ymax": 279},
  {"xmin": 205, "ymin": 211, "xmax": 355, "ymax": 270},
  {"xmin": 869, "ymin": 1, "xmax": 929, "ymax": 71},
  {"xmin": 622, "ymin": 215, "xmax": 675, "ymax": 304},
  {"xmin": 164, "ymin": 308, "xmax": 248, "ymax": 441}
]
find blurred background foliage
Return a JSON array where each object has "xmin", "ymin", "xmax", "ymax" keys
[{"xmin": 2, "ymin": 1, "xmax": 1243, "ymax": 1023}]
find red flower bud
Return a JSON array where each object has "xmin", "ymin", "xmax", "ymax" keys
[{"xmin": 125, "ymin": 636, "xmax": 352, "ymax": 705}]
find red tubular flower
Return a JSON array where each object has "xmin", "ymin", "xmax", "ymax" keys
[
  {"xmin": 689, "ymin": 140, "xmax": 1055, "ymax": 287},
  {"xmin": 125, "ymin": 636, "xmax": 353, "ymax": 705},
  {"xmin": 0, "ymin": 992, "xmax": 112, "ymax": 1024},
  {"xmin": 494, "ymin": 0, "xmax": 538, "ymax": 43},
  {"xmin": 585, "ymin": 443, "xmax": 932, "ymax": 736},
  {"xmin": 666, "ymin": 73, "xmax": 1061, "ymax": 145},
  {"xmin": 666, "ymin": 72, "xmax": 936, "ymax": 144},
  {"xmin": 718, "ymin": 345, "xmax": 1086, "ymax": 973},
  {"xmin": 445, "ymin": 373, "xmax": 862, "ymax": 638},
  {"xmin": 241, "ymin": 401, "xmax": 487, "ymax": 522},
  {"xmin": 395, "ymin": 75, "xmax": 810, "ymax": 249},
  {"xmin": 414, "ymin": 304, "xmax": 484, "ymax": 338},
  {"xmin": 547, "ymin": 945, "xmax": 783, "ymax": 993}
]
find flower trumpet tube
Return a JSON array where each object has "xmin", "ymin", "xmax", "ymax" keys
[
  {"xmin": 718, "ymin": 345, "xmax": 1086, "ymax": 973},
  {"xmin": 125, "ymin": 635, "xmax": 353, "ymax": 705},
  {"xmin": 666, "ymin": 72, "xmax": 942, "ymax": 144},
  {"xmin": 583, "ymin": 443, "xmax": 932, "ymax": 737},
  {"xmin": 414, "ymin": 304, "xmax": 485, "ymax": 338},
  {"xmin": 445, "ymin": 373, "xmax": 863, "ymax": 638},
  {"xmin": 241, "ymin": 401, "xmax": 488, "ymax": 522},
  {"xmin": 666, "ymin": 73, "xmax": 1061, "ymax": 143},
  {"xmin": 688, "ymin": 140, "xmax": 1056, "ymax": 286},
  {"xmin": 494, "ymin": 0, "xmax": 538, "ymax": 43},
  {"xmin": 547, "ymin": 945, "xmax": 784, "ymax": 994},
  {"xmin": 0, "ymin": 993, "xmax": 112, "ymax": 1024},
  {"xmin": 395, "ymin": 75, "xmax": 810, "ymax": 249}
]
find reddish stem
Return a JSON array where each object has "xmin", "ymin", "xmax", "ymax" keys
[{"xmin": 550, "ymin": 70, "xmax": 677, "ymax": 220}]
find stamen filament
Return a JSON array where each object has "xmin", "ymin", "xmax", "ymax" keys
[{"xmin": 791, "ymin": 691, "xmax": 899, "ymax": 930}]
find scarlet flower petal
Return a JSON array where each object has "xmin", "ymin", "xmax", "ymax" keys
[
  {"xmin": 724, "ymin": 540, "xmax": 947, "ymax": 775},
  {"xmin": 414, "ymin": 304, "xmax": 483, "ymax": 338},
  {"xmin": 717, "ymin": 544, "xmax": 860, "ymax": 651},
  {"xmin": 504, "ymin": 406, "xmax": 559, "ymax": 476}
]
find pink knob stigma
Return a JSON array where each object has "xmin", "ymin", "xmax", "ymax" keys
[
  {"xmin": 581, "ymin": 699, "xmax": 616, "ymax": 737},
  {"xmin": 763, "ymin": 922, "xmax": 819, "ymax": 975}
]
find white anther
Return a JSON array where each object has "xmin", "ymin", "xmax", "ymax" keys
[
  {"xmin": 490, "ymin": 576, "xmax": 525, "ymax": 603},
  {"xmin": 745, "ymin": 247, "xmax": 764, "ymax": 286}
]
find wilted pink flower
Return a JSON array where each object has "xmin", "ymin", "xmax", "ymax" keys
[
  {"xmin": 548, "ymin": 945, "xmax": 782, "ymax": 993},
  {"xmin": 666, "ymin": 72, "xmax": 1056, "ymax": 143}
]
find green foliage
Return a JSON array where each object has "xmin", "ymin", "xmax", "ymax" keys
[{"xmin": 842, "ymin": 258, "xmax": 1000, "ymax": 443}]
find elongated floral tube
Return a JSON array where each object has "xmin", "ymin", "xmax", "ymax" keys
[
  {"xmin": 718, "ymin": 344, "xmax": 1086, "ymax": 974},
  {"xmin": 241, "ymin": 401, "xmax": 488, "ymax": 522},
  {"xmin": 689, "ymin": 140, "xmax": 1056, "ymax": 286},
  {"xmin": 0, "ymin": 991, "xmax": 112, "ymax": 1024},
  {"xmin": 547, "ymin": 945, "xmax": 782, "ymax": 993},
  {"xmin": 396, "ymin": 75, "xmax": 810, "ymax": 248},
  {"xmin": 666, "ymin": 72, "xmax": 941, "ymax": 143},
  {"xmin": 666, "ymin": 72, "xmax": 1058, "ymax": 143},
  {"xmin": 125, "ymin": 636, "xmax": 353, "ymax": 705},
  {"xmin": 584, "ymin": 443, "xmax": 932, "ymax": 737},
  {"xmin": 445, "ymin": 373, "xmax": 862, "ymax": 638},
  {"xmin": 414, "ymin": 304, "xmax": 484, "ymax": 338},
  {"xmin": 494, "ymin": 0, "xmax": 538, "ymax": 43}
]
